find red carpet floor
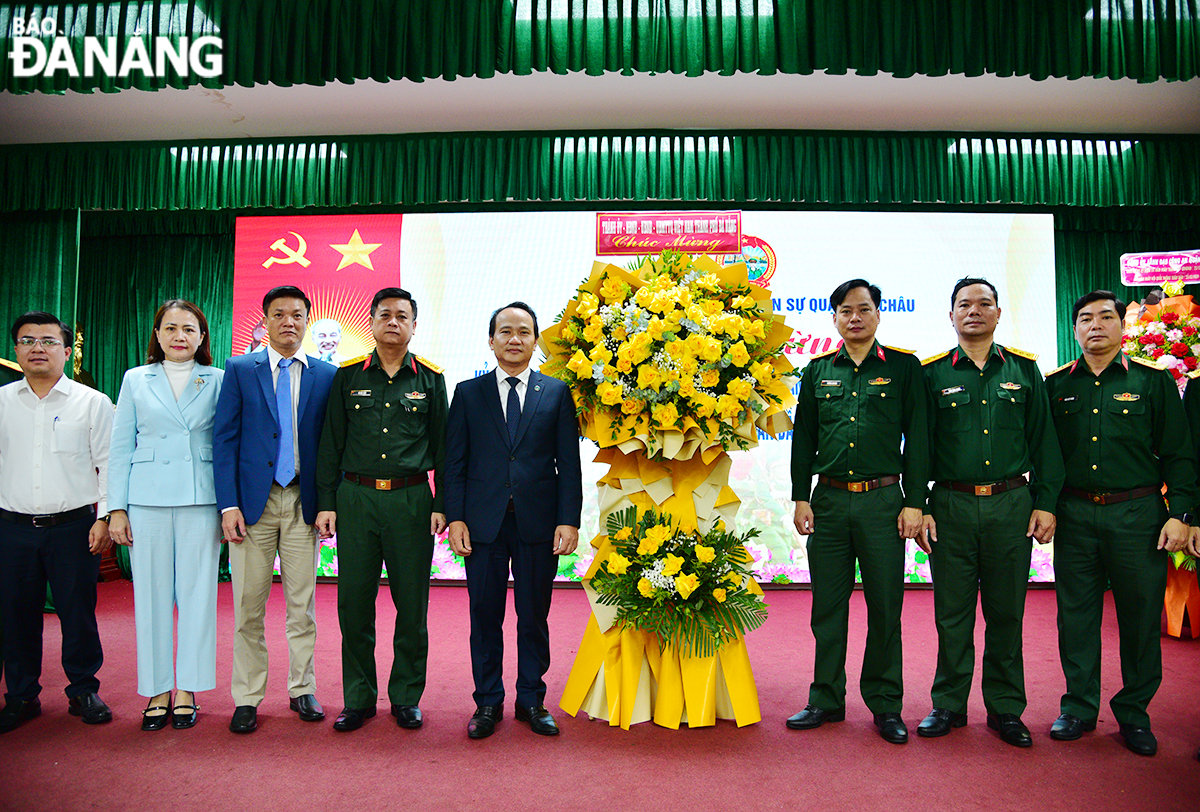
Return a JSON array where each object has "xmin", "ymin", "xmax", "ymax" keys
[{"xmin": 3, "ymin": 581, "xmax": 1199, "ymax": 811}]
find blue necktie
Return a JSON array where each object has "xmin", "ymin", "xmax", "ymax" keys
[
  {"xmin": 275, "ymin": 358, "xmax": 295, "ymax": 487},
  {"xmin": 506, "ymin": 376, "xmax": 521, "ymax": 445}
]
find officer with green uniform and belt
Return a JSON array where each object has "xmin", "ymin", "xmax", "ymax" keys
[
  {"xmin": 1183, "ymin": 369, "xmax": 1200, "ymax": 763},
  {"xmin": 918, "ymin": 277, "xmax": 1064, "ymax": 748},
  {"xmin": 315, "ymin": 287, "xmax": 448, "ymax": 732},
  {"xmin": 788, "ymin": 279, "xmax": 929, "ymax": 745},
  {"xmin": 1046, "ymin": 290, "xmax": 1195, "ymax": 757}
]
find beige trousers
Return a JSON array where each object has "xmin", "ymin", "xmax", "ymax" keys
[{"xmin": 229, "ymin": 483, "xmax": 319, "ymax": 706}]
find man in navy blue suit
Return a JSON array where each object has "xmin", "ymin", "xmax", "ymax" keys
[
  {"xmin": 445, "ymin": 302, "xmax": 583, "ymax": 739},
  {"xmin": 213, "ymin": 286, "xmax": 336, "ymax": 734}
]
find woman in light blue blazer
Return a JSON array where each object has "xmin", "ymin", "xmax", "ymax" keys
[{"xmin": 109, "ymin": 300, "xmax": 223, "ymax": 731}]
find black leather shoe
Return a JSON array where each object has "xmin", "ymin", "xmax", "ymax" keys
[
  {"xmin": 0, "ymin": 698, "xmax": 42, "ymax": 733},
  {"xmin": 68, "ymin": 692, "xmax": 112, "ymax": 725},
  {"xmin": 1119, "ymin": 724, "xmax": 1157, "ymax": 756},
  {"xmin": 391, "ymin": 704, "xmax": 423, "ymax": 729},
  {"xmin": 333, "ymin": 706, "xmax": 376, "ymax": 732},
  {"xmin": 141, "ymin": 697, "xmax": 171, "ymax": 732},
  {"xmin": 873, "ymin": 712, "xmax": 908, "ymax": 744},
  {"xmin": 785, "ymin": 704, "xmax": 845, "ymax": 730},
  {"xmin": 289, "ymin": 694, "xmax": 325, "ymax": 722},
  {"xmin": 172, "ymin": 702, "xmax": 199, "ymax": 730},
  {"xmin": 514, "ymin": 703, "xmax": 559, "ymax": 735},
  {"xmin": 917, "ymin": 707, "xmax": 967, "ymax": 737},
  {"xmin": 987, "ymin": 714, "xmax": 1032, "ymax": 748},
  {"xmin": 1049, "ymin": 713, "xmax": 1096, "ymax": 741},
  {"xmin": 229, "ymin": 705, "xmax": 257, "ymax": 734},
  {"xmin": 468, "ymin": 705, "xmax": 502, "ymax": 739}
]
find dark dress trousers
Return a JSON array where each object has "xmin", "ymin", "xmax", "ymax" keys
[{"xmin": 444, "ymin": 370, "xmax": 582, "ymax": 708}]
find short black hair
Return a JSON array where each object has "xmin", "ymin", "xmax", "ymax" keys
[
  {"xmin": 1072, "ymin": 290, "xmax": 1127, "ymax": 323},
  {"xmin": 11, "ymin": 311, "xmax": 72, "ymax": 346},
  {"xmin": 262, "ymin": 286, "xmax": 312, "ymax": 316},
  {"xmin": 371, "ymin": 288, "xmax": 417, "ymax": 320},
  {"xmin": 489, "ymin": 301, "xmax": 540, "ymax": 339},
  {"xmin": 830, "ymin": 279, "xmax": 881, "ymax": 310},
  {"xmin": 951, "ymin": 277, "xmax": 999, "ymax": 308}
]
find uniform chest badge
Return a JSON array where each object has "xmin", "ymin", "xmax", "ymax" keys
[
  {"xmin": 1000, "ymin": 382, "xmax": 1022, "ymax": 390},
  {"xmin": 350, "ymin": 389, "xmax": 372, "ymax": 397},
  {"xmin": 941, "ymin": 385, "xmax": 964, "ymax": 396},
  {"xmin": 868, "ymin": 377, "xmax": 891, "ymax": 385},
  {"xmin": 405, "ymin": 391, "xmax": 427, "ymax": 400},
  {"xmin": 819, "ymin": 380, "xmax": 842, "ymax": 387},
  {"xmin": 1113, "ymin": 392, "xmax": 1140, "ymax": 402}
]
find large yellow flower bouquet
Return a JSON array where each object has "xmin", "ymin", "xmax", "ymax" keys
[
  {"xmin": 591, "ymin": 507, "xmax": 767, "ymax": 657},
  {"xmin": 541, "ymin": 251, "xmax": 794, "ymax": 457}
]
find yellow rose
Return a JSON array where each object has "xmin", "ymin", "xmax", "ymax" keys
[
  {"xmin": 638, "ymin": 578, "xmax": 655, "ymax": 598},
  {"xmin": 602, "ymin": 364, "xmax": 619, "ymax": 380},
  {"xmin": 728, "ymin": 341, "xmax": 751, "ymax": 367},
  {"xmin": 675, "ymin": 572, "xmax": 700, "ymax": 600},
  {"xmin": 700, "ymin": 337, "xmax": 723, "ymax": 362},
  {"xmin": 694, "ymin": 544, "xmax": 715, "ymax": 564},
  {"xmin": 616, "ymin": 356, "xmax": 634, "ymax": 374},
  {"xmin": 638, "ymin": 524, "xmax": 672, "ymax": 556},
  {"xmin": 634, "ymin": 286, "xmax": 655, "ymax": 307},
  {"xmin": 717, "ymin": 394, "xmax": 743, "ymax": 419},
  {"xmin": 599, "ymin": 275, "xmax": 627, "ymax": 303},
  {"xmin": 743, "ymin": 319, "xmax": 766, "ymax": 341},
  {"xmin": 732, "ymin": 294, "xmax": 755, "ymax": 310},
  {"xmin": 712, "ymin": 587, "xmax": 727, "ymax": 603},
  {"xmin": 694, "ymin": 273, "xmax": 720, "ymax": 292},
  {"xmin": 727, "ymin": 378, "xmax": 754, "ymax": 401},
  {"xmin": 598, "ymin": 381, "xmax": 624, "ymax": 406},
  {"xmin": 566, "ymin": 350, "xmax": 592, "ymax": 379},
  {"xmin": 678, "ymin": 357, "xmax": 698, "ymax": 377},
  {"xmin": 612, "ymin": 326, "xmax": 628, "ymax": 342},
  {"xmin": 685, "ymin": 304, "xmax": 706, "ymax": 324},
  {"xmin": 665, "ymin": 339, "xmax": 686, "ymax": 359},
  {"xmin": 662, "ymin": 553, "xmax": 685, "ymax": 577},
  {"xmin": 678, "ymin": 379, "xmax": 697, "ymax": 398},
  {"xmin": 699, "ymin": 368, "xmax": 720, "ymax": 388},
  {"xmin": 577, "ymin": 292, "xmax": 600, "ymax": 319},
  {"xmin": 621, "ymin": 397, "xmax": 645, "ymax": 415},
  {"xmin": 701, "ymin": 298, "xmax": 724, "ymax": 317},
  {"xmin": 589, "ymin": 344, "xmax": 613, "ymax": 365},
  {"xmin": 749, "ymin": 361, "xmax": 775, "ymax": 383},
  {"xmin": 613, "ymin": 526, "xmax": 633, "ymax": 541},
  {"xmin": 582, "ymin": 318, "xmax": 606, "ymax": 345},
  {"xmin": 646, "ymin": 317, "xmax": 666, "ymax": 341},
  {"xmin": 637, "ymin": 365, "xmax": 662, "ymax": 391},
  {"xmin": 692, "ymin": 393, "xmax": 718, "ymax": 418},
  {"xmin": 606, "ymin": 552, "xmax": 631, "ymax": 575},
  {"xmin": 652, "ymin": 402, "xmax": 680, "ymax": 429}
]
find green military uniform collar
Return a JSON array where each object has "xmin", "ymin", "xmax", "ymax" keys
[
  {"xmin": 362, "ymin": 349, "xmax": 419, "ymax": 376},
  {"xmin": 831, "ymin": 339, "xmax": 889, "ymax": 365},
  {"xmin": 1065, "ymin": 351, "xmax": 1131, "ymax": 376},
  {"xmin": 949, "ymin": 342, "xmax": 1007, "ymax": 368}
]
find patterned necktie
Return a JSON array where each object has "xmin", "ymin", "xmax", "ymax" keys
[
  {"xmin": 506, "ymin": 376, "xmax": 521, "ymax": 445},
  {"xmin": 275, "ymin": 357, "xmax": 295, "ymax": 487}
]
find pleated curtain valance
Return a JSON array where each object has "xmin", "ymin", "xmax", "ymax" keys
[{"xmin": 1, "ymin": 0, "xmax": 1197, "ymax": 95}]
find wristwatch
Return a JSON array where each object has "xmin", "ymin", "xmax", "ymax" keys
[{"xmin": 1170, "ymin": 513, "xmax": 1193, "ymax": 526}]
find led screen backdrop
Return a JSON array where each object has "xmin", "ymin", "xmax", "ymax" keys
[{"xmin": 233, "ymin": 210, "xmax": 1057, "ymax": 583}]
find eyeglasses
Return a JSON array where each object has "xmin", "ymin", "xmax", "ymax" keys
[{"xmin": 16, "ymin": 337, "xmax": 64, "ymax": 348}]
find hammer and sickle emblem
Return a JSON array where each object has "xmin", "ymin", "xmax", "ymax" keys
[{"xmin": 262, "ymin": 232, "xmax": 312, "ymax": 269}]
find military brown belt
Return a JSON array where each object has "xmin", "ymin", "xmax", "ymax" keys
[
  {"xmin": 1061, "ymin": 485, "xmax": 1162, "ymax": 506},
  {"xmin": 343, "ymin": 471, "xmax": 428, "ymax": 491},
  {"xmin": 818, "ymin": 475, "xmax": 900, "ymax": 493},
  {"xmin": 938, "ymin": 476, "xmax": 1028, "ymax": 497}
]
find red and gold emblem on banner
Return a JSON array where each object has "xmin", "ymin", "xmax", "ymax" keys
[
  {"xmin": 722, "ymin": 234, "xmax": 776, "ymax": 288},
  {"xmin": 596, "ymin": 211, "xmax": 742, "ymax": 256},
  {"xmin": 232, "ymin": 214, "xmax": 403, "ymax": 361}
]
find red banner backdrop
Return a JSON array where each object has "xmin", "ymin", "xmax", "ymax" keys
[{"xmin": 231, "ymin": 214, "xmax": 404, "ymax": 359}]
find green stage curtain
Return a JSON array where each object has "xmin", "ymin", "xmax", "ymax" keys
[
  {"xmin": 0, "ymin": 210, "xmax": 79, "ymax": 367},
  {"xmin": 2, "ymin": 133, "xmax": 1198, "ymax": 213},
  {"xmin": 77, "ymin": 229, "xmax": 234, "ymax": 399},
  {"xmin": 1054, "ymin": 208, "xmax": 1200, "ymax": 364},
  {"xmin": 2, "ymin": 1, "xmax": 1198, "ymax": 94}
]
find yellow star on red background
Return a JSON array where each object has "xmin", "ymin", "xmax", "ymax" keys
[{"xmin": 330, "ymin": 229, "xmax": 383, "ymax": 271}]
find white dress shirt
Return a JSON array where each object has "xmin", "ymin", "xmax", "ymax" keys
[
  {"xmin": 267, "ymin": 344, "xmax": 306, "ymax": 478},
  {"xmin": 0, "ymin": 374, "xmax": 114, "ymax": 515},
  {"xmin": 495, "ymin": 365, "xmax": 530, "ymax": 419}
]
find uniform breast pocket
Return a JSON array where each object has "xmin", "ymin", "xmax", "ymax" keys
[
  {"xmin": 865, "ymin": 387, "xmax": 900, "ymax": 423},
  {"xmin": 51, "ymin": 421, "xmax": 88, "ymax": 454},
  {"xmin": 936, "ymin": 390, "xmax": 972, "ymax": 433},
  {"xmin": 350, "ymin": 396, "xmax": 376, "ymax": 413},
  {"xmin": 1106, "ymin": 397, "xmax": 1147, "ymax": 439},
  {"xmin": 993, "ymin": 387, "xmax": 1027, "ymax": 430},
  {"xmin": 815, "ymin": 385, "xmax": 845, "ymax": 425}
]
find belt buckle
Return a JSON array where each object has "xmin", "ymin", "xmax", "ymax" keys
[
  {"xmin": 974, "ymin": 484, "xmax": 992, "ymax": 497},
  {"xmin": 1091, "ymin": 493, "xmax": 1104, "ymax": 504},
  {"xmin": 32, "ymin": 514, "xmax": 53, "ymax": 528},
  {"xmin": 848, "ymin": 481, "xmax": 865, "ymax": 493},
  {"xmin": 376, "ymin": 479, "xmax": 392, "ymax": 491}
]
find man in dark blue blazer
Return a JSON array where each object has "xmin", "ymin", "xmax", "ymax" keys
[
  {"xmin": 213, "ymin": 286, "xmax": 336, "ymax": 734},
  {"xmin": 445, "ymin": 302, "xmax": 583, "ymax": 739}
]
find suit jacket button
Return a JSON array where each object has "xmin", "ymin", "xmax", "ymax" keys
[
  {"xmin": 510, "ymin": 455, "xmax": 515, "ymax": 461},
  {"xmin": 268, "ymin": 461, "xmax": 274, "ymax": 467},
  {"xmin": 505, "ymin": 483, "xmax": 510, "ymax": 488}
]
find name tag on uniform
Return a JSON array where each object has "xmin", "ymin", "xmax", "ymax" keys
[
  {"xmin": 1114, "ymin": 392, "xmax": 1140, "ymax": 402},
  {"xmin": 941, "ymin": 385, "xmax": 964, "ymax": 396},
  {"xmin": 405, "ymin": 391, "xmax": 427, "ymax": 400},
  {"xmin": 1059, "ymin": 396, "xmax": 1077, "ymax": 403},
  {"xmin": 1000, "ymin": 382, "xmax": 1022, "ymax": 390},
  {"xmin": 819, "ymin": 380, "xmax": 842, "ymax": 387},
  {"xmin": 868, "ymin": 377, "xmax": 891, "ymax": 385},
  {"xmin": 351, "ymin": 389, "xmax": 372, "ymax": 397}
]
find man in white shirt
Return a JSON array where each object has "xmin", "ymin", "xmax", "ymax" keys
[{"xmin": 0, "ymin": 311, "xmax": 114, "ymax": 734}]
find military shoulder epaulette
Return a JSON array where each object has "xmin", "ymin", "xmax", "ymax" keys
[
  {"xmin": 341, "ymin": 354, "xmax": 370, "ymax": 368},
  {"xmin": 883, "ymin": 345, "xmax": 914, "ymax": 355},
  {"xmin": 1188, "ymin": 368, "xmax": 1200, "ymax": 380},
  {"xmin": 413, "ymin": 354, "xmax": 444, "ymax": 374},
  {"xmin": 809, "ymin": 346, "xmax": 839, "ymax": 360},
  {"xmin": 1130, "ymin": 355, "xmax": 1162, "ymax": 370},
  {"xmin": 921, "ymin": 350, "xmax": 951, "ymax": 366},
  {"xmin": 0, "ymin": 357, "xmax": 19, "ymax": 372},
  {"xmin": 1046, "ymin": 360, "xmax": 1073, "ymax": 376},
  {"xmin": 1004, "ymin": 345, "xmax": 1039, "ymax": 362}
]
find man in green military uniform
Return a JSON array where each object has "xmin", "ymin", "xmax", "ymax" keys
[
  {"xmin": 316, "ymin": 287, "xmax": 448, "ymax": 732},
  {"xmin": 918, "ymin": 277, "xmax": 1063, "ymax": 748},
  {"xmin": 1047, "ymin": 290, "xmax": 1195, "ymax": 757},
  {"xmin": 1183, "ymin": 372, "xmax": 1200, "ymax": 763},
  {"xmin": 788, "ymin": 279, "xmax": 929, "ymax": 745}
]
